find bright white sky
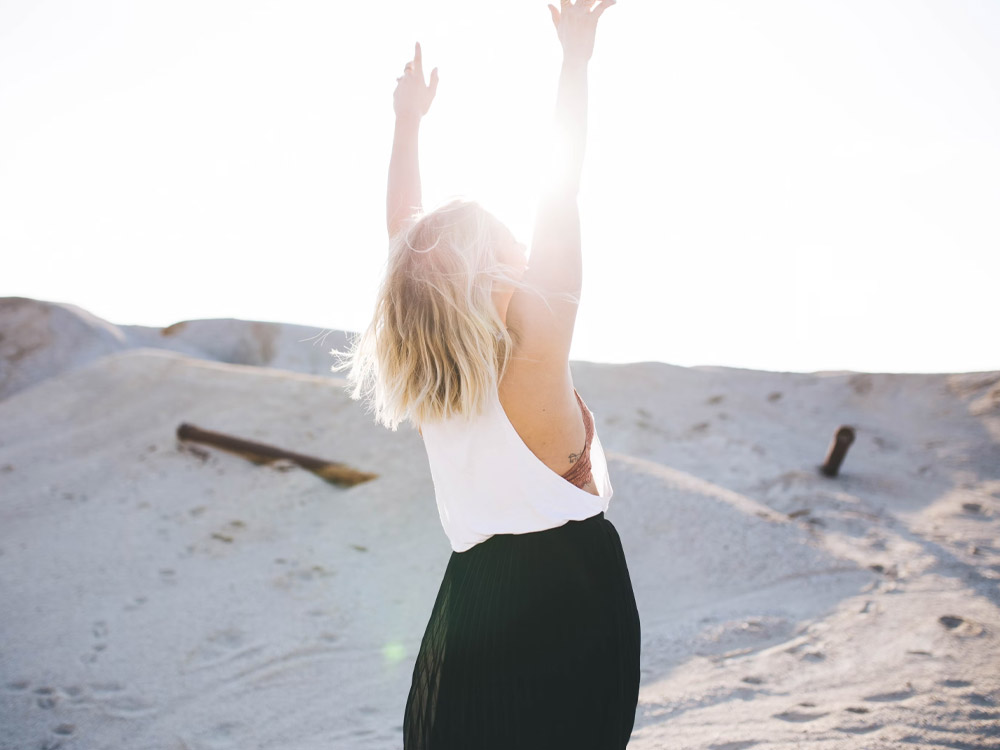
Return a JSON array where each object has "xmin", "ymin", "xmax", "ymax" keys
[{"xmin": 2, "ymin": 0, "xmax": 997, "ymax": 374}]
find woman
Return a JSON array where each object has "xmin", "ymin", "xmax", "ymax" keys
[{"xmin": 336, "ymin": 2, "xmax": 639, "ymax": 747}]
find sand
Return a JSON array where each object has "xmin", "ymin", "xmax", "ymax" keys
[{"xmin": 1, "ymin": 297, "xmax": 998, "ymax": 749}]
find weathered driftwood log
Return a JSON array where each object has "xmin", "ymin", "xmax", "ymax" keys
[
  {"xmin": 820, "ymin": 425, "xmax": 855, "ymax": 477},
  {"xmin": 176, "ymin": 422, "xmax": 377, "ymax": 487}
]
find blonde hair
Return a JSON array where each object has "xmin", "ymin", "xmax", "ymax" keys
[{"xmin": 331, "ymin": 198, "xmax": 562, "ymax": 431}]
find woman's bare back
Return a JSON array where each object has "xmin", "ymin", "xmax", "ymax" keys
[{"xmin": 498, "ymin": 356, "xmax": 600, "ymax": 496}]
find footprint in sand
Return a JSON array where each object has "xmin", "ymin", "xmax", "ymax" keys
[
  {"xmin": 963, "ymin": 692, "xmax": 996, "ymax": 707},
  {"xmin": 271, "ymin": 561, "xmax": 337, "ymax": 592},
  {"xmin": 938, "ymin": 614, "xmax": 985, "ymax": 636},
  {"xmin": 80, "ymin": 620, "xmax": 109, "ymax": 664},
  {"xmin": 774, "ymin": 703, "xmax": 829, "ymax": 722},
  {"xmin": 834, "ymin": 722, "xmax": 882, "ymax": 735},
  {"xmin": 940, "ymin": 678, "xmax": 972, "ymax": 688},
  {"xmin": 863, "ymin": 686, "xmax": 916, "ymax": 702},
  {"xmin": 34, "ymin": 686, "xmax": 58, "ymax": 709},
  {"xmin": 709, "ymin": 742, "xmax": 759, "ymax": 750},
  {"xmin": 209, "ymin": 519, "xmax": 248, "ymax": 544}
]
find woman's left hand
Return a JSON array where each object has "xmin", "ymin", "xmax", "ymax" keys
[
  {"xmin": 548, "ymin": 0, "xmax": 616, "ymax": 65},
  {"xmin": 393, "ymin": 42, "xmax": 439, "ymax": 121}
]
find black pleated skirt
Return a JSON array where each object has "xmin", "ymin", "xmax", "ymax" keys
[{"xmin": 403, "ymin": 511, "xmax": 641, "ymax": 750}]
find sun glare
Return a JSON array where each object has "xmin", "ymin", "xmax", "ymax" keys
[{"xmin": 1, "ymin": 0, "xmax": 997, "ymax": 373}]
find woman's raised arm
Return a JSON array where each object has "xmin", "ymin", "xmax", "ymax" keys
[
  {"xmin": 508, "ymin": 0, "xmax": 615, "ymax": 362},
  {"xmin": 386, "ymin": 42, "xmax": 439, "ymax": 239}
]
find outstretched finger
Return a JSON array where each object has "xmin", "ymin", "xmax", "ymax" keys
[
  {"xmin": 429, "ymin": 67, "xmax": 439, "ymax": 98},
  {"xmin": 548, "ymin": 3, "xmax": 560, "ymax": 29},
  {"xmin": 594, "ymin": 0, "xmax": 616, "ymax": 18},
  {"xmin": 414, "ymin": 41, "xmax": 423, "ymax": 77}
]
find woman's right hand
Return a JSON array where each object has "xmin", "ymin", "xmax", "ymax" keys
[
  {"xmin": 393, "ymin": 42, "xmax": 439, "ymax": 121},
  {"xmin": 547, "ymin": 0, "xmax": 616, "ymax": 64}
]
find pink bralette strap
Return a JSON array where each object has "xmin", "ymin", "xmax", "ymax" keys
[{"xmin": 560, "ymin": 389, "xmax": 595, "ymax": 490}]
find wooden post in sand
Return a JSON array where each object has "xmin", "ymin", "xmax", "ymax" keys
[
  {"xmin": 176, "ymin": 423, "xmax": 377, "ymax": 487},
  {"xmin": 820, "ymin": 425, "xmax": 855, "ymax": 477}
]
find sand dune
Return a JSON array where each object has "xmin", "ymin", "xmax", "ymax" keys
[
  {"xmin": 1, "ymin": 298, "xmax": 998, "ymax": 748},
  {"xmin": 0, "ymin": 297, "xmax": 349, "ymax": 401}
]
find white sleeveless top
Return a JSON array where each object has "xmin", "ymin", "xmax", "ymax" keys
[{"xmin": 419, "ymin": 387, "xmax": 614, "ymax": 552}]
